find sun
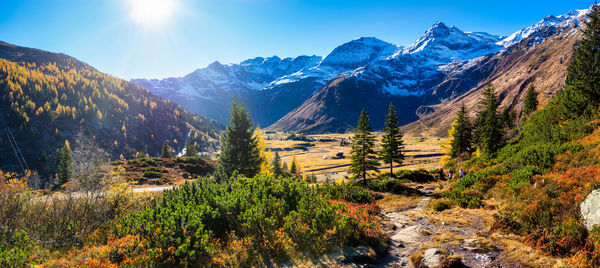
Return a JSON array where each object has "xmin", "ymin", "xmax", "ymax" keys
[{"xmin": 127, "ymin": 0, "xmax": 181, "ymax": 29}]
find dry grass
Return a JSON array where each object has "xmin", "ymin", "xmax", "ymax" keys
[
  {"xmin": 377, "ymin": 193, "xmax": 422, "ymax": 212},
  {"xmin": 491, "ymin": 233, "xmax": 570, "ymax": 268},
  {"xmin": 264, "ymin": 131, "xmax": 443, "ymax": 176}
]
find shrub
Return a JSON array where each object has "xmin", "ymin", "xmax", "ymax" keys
[
  {"xmin": 116, "ymin": 174, "xmax": 383, "ymax": 265},
  {"xmin": 430, "ymin": 199, "xmax": 452, "ymax": 212}
]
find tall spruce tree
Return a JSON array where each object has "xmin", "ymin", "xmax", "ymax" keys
[
  {"xmin": 217, "ymin": 100, "xmax": 261, "ymax": 179},
  {"xmin": 522, "ymin": 86, "xmax": 538, "ymax": 117},
  {"xmin": 379, "ymin": 103, "xmax": 405, "ymax": 175},
  {"xmin": 564, "ymin": 3, "xmax": 600, "ymax": 110},
  {"xmin": 57, "ymin": 140, "xmax": 73, "ymax": 184},
  {"xmin": 349, "ymin": 109, "xmax": 379, "ymax": 183},
  {"xmin": 161, "ymin": 140, "xmax": 172, "ymax": 158},
  {"xmin": 450, "ymin": 104, "xmax": 473, "ymax": 158},
  {"xmin": 474, "ymin": 83, "xmax": 504, "ymax": 154}
]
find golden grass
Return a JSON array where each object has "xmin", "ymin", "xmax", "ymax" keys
[
  {"xmin": 264, "ymin": 131, "xmax": 443, "ymax": 176},
  {"xmin": 377, "ymin": 193, "xmax": 421, "ymax": 212},
  {"xmin": 491, "ymin": 233, "xmax": 570, "ymax": 268}
]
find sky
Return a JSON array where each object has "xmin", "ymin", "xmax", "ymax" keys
[{"xmin": 0, "ymin": 0, "xmax": 593, "ymax": 80}]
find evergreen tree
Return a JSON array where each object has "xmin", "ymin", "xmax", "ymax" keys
[
  {"xmin": 450, "ymin": 104, "xmax": 473, "ymax": 158},
  {"xmin": 349, "ymin": 109, "xmax": 379, "ymax": 183},
  {"xmin": 57, "ymin": 140, "xmax": 73, "ymax": 184},
  {"xmin": 474, "ymin": 83, "xmax": 504, "ymax": 154},
  {"xmin": 161, "ymin": 140, "xmax": 172, "ymax": 158},
  {"xmin": 564, "ymin": 3, "xmax": 600, "ymax": 112},
  {"xmin": 272, "ymin": 151, "xmax": 282, "ymax": 176},
  {"xmin": 185, "ymin": 139, "xmax": 197, "ymax": 157},
  {"xmin": 379, "ymin": 103, "xmax": 404, "ymax": 176},
  {"xmin": 217, "ymin": 100, "xmax": 261, "ymax": 178},
  {"xmin": 522, "ymin": 86, "xmax": 538, "ymax": 116}
]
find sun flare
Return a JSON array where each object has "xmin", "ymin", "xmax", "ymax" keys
[{"xmin": 127, "ymin": 0, "xmax": 181, "ymax": 29}]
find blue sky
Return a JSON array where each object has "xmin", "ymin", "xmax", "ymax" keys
[{"xmin": 0, "ymin": 0, "xmax": 592, "ymax": 79}]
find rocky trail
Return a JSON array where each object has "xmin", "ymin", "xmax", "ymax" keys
[{"xmin": 373, "ymin": 187, "xmax": 526, "ymax": 268}]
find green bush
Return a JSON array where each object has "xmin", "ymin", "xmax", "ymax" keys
[
  {"xmin": 142, "ymin": 167, "xmax": 164, "ymax": 178},
  {"xmin": 508, "ymin": 165, "xmax": 541, "ymax": 196},
  {"xmin": 314, "ymin": 181, "xmax": 375, "ymax": 204},
  {"xmin": 116, "ymin": 174, "xmax": 376, "ymax": 265},
  {"xmin": 0, "ymin": 230, "xmax": 33, "ymax": 267},
  {"xmin": 430, "ymin": 199, "xmax": 452, "ymax": 212}
]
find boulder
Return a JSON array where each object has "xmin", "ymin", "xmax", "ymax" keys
[
  {"xmin": 581, "ymin": 189, "xmax": 600, "ymax": 230},
  {"xmin": 422, "ymin": 248, "xmax": 442, "ymax": 267}
]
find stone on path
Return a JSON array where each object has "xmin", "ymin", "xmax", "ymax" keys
[{"xmin": 421, "ymin": 248, "xmax": 442, "ymax": 267}]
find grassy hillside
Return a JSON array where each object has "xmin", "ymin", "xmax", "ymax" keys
[
  {"xmin": 443, "ymin": 7, "xmax": 600, "ymax": 265},
  {"xmin": 0, "ymin": 42, "xmax": 221, "ymax": 180}
]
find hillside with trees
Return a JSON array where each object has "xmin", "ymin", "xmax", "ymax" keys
[
  {"xmin": 0, "ymin": 42, "xmax": 221, "ymax": 183},
  {"xmin": 442, "ymin": 5, "xmax": 600, "ymax": 265}
]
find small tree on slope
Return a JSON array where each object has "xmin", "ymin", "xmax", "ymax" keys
[
  {"xmin": 522, "ymin": 86, "xmax": 538, "ymax": 117},
  {"xmin": 161, "ymin": 140, "xmax": 172, "ymax": 158},
  {"xmin": 450, "ymin": 104, "xmax": 473, "ymax": 159},
  {"xmin": 57, "ymin": 139, "xmax": 73, "ymax": 185},
  {"xmin": 474, "ymin": 83, "xmax": 504, "ymax": 155}
]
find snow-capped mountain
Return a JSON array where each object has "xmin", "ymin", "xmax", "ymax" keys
[
  {"xmin": 401, "ymin": 21, "xmax": 503, "ymax": 61},
  {"xmin": 498, "ymin": 8, "xmax": 588, "ymax": 47},
  {"xmin": 133, "ymin": 6, "xmax": 590, "ymax": 133}
]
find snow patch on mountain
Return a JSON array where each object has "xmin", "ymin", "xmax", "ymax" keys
[{"xmin": 498, "ymin": 8, "xmax": 589, "ymax": 47}]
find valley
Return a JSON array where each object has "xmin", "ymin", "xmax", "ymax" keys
[{"xmin": 3, "ymin": 1, "xmax": 600, "ymax": 267}]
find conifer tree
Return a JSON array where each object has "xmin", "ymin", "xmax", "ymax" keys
[
  {"xmin": 161, "ymin": 140, "xmax": 172, "ymax": 158},
  {"xmin": 474, "ymin": 83, "xmax": 504, "ymax": 154},
  {"xmin": 349, "ymin": 109, "xmax": 379, "ymax": 183},
  {"xmin": 255, "ymin": 127, "xmax": 273, "ymax": 175},
  {"xmin": 522, "ymin": 86, "xmax": 538, "ymax": 117},
  {"xmin": 217, "ymin": 100, "xmax": 261, "ymax": 178},
  {"xmin": 379, "ymin": 103, "xmax": 404, "ymax": 175},
  {"xmin": 57, "ymin": 140, "xmax": 73, "ymax": 184},
  {"xmin": 185, "ymin": 139, "xmax": 197, "ymax": 156},
  {"xmin": 272, "ymin": 151, "xmax": 282, "ymax": 176},
  {"xmin": 564, "ymin": 3, "xmax": 600, "ymax": 110},
  {"xmin": 450, "ymin": 104, "xmax": 473, "ymax": 158}
]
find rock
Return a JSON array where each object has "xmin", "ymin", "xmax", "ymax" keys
[
  {"xmin": 422, "ymin": 248, "xmax": 442, "ymax": 267},
  {"xmin": 345, "ymin": 246, "xmax": 377, "ymax": 263},
  {"xmin": 581, "ymin": 189, "xmax": 600, "ymax": 230}
]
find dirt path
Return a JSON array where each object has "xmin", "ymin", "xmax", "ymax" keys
[{"xmin": 375, "ymin": 188, "xmax": 525, "ymax": 267}]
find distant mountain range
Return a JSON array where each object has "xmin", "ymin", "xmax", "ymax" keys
[{"xmin": 133, "ymin": 7, "xmax": 588, "ymax": 134}]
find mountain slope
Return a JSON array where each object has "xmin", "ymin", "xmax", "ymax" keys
[
  {"xmin": 269, "ymin": 7, "xmax": 587, "ymax": 133},
  {"xmin": 405, "ymin": 24, "xmax": 582, "ymax": 137},
  {"xmin": 0, "ymin": 41, "xmax": 221, "ymax": 178}
]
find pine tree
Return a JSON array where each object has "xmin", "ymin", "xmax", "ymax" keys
[
  {"xmin": 474, "ymin": 83, "xmax": 504, "ymax": 154},
  {"xmin": 161, "ymin": 140, "xmax": 172, "ymax": 158},
  {"xmin": 57, "ymin": 140, "xmax": 73, "ymax": 184},
  {"xmin": 522, "ymin": 86, "xmax": 538, "ymax": 116},
  {"xmin": 450, "ymin": 104, "xmax": 473, "ymax": 158},
  {"xmin": 185, "ymin": 139, "xmax": 197, "ymax": 157},
  {"xmin": 217, "ymin": 100, "xmax": 261, "ymax": 179},
  {"xmin": 272, "ymin": 151, "xmax": 282, "ymax": 176},
  {"xmin": 349, "ymin": 109, "xmax": 379, "ymax": 183},
  {"xmin": 379, "ymin": 103, "xmax": 404, "ymax": 176},
  {"xmin": 565, "ymin": 3, "xmax": 600, "ymax": 109}
]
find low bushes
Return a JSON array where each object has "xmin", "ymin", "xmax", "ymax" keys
[{"xmin": 114, "ymin": 174, "xmax": 384, "ymax": 266}]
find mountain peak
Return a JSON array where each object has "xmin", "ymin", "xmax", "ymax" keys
[
  {"xmin": 319, "ymin": 37, "xmax": 398, "ymax": 68},
  {"xmin": 402, "ymin": 21, "xmax": 501, "ymax": 60}
]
